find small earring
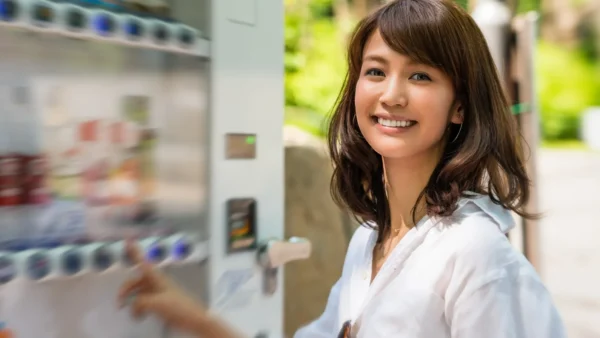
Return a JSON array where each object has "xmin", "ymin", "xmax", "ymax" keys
[{"xmin": 451, "ymin": 123, "xmax": 463, "ymax": 143}]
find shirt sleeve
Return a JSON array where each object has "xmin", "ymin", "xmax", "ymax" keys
[
  {"xmin": 293, "ymin": 278, "xmax": 342, "ymax": 338},
  {"xmin": 449, "ymin": 273, "xmax": 567, "ymax": 338}
]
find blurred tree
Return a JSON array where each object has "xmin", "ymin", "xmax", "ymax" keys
[
  {"xmin": 515, "ymin": 0, "xmax": 540, "ymax": 13},
  {"xmin": 352, "ymin": 0, "xmax": 388, "ymax": 17},
  {"xmin": 455, "ymin": 0, "xmax": 468, "ymax": 10},
  {"xmin": 284, "ymin": 8, "xmax": 306, "ymax": 107},
  {"xmin": 536, "ymin": 41, "xmax": 600, "ymax": 140},
  {"xmin": 578, "ymin": 11, "xmax": 598, "ymax": 61},
  {"xmin": 540, "ymin": 0, "xmax": 598, "ymax": 47},
  {"xmin": 284, "ymin": 0, "xmax": 347, "ymax": 135}
]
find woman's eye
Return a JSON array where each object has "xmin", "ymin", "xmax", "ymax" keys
[
  {"xmin": 365, "ymin": 68, "xmax": 385, "ymax": 77},
  {"xmin": 410, "ymin": 73, "xmax": 431, "ymax": 81}
]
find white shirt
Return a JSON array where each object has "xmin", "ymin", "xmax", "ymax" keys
[{"xmin": 294, "ymin": 194, "xmax": 566, "ymax": 338}]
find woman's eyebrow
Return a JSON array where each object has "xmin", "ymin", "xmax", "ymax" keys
[{"xmin": 363, "ymin": 54, "xmax": 388, "ymax": 64}]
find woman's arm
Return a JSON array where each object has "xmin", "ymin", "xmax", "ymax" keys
[{"xmin": 188, "ymin": 278, "xmax": 343, "ymax": 338}]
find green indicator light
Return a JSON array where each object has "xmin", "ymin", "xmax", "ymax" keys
[
  {"xmin": 511, "ymin": 102, "xmax": 530, "ymax": 115},
  {"xmin": 246, "ymin": 136, "xmax": 256, "ymax": 145}
]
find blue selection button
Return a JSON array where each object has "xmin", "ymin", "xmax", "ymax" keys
[
  {"xmin": 172, "ymin": 239, "xmax": 191, "ymax": 260},
  {"xmin": 0, "ymin": 0, "xmax": 18, "ymax": 21},
  {"xmin": 146, "ymin": 243, "xmax": 166, "ymax": 263},
  {"xmin": 26, "ymin": 252, "xmax": 51, "ymax": 280},
  {"xmin": 124, "ymin": 19, "xmax": 143, "ymax": 38},
  {"xmin": 0, "ymin": 256, "xmax": 15, "ymax": 284},
  {"xmin": 93, "ymin": 13, "xmax": 114, "ymax": 35},
  {"xmin": 60, "ymin": 249, "xmax": 83, "ymax": 276},
  {"xmin": 92, "ymin": 246, "xmax": 114, "ymax": 271}
]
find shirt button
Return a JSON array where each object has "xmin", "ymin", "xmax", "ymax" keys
[{"xmin": 362, "ymin": 271, "xmax": 369, "ymax": 280}]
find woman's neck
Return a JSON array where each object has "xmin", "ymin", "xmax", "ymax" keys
[{"xmin": 383, "ymin": 149, "xmax": 442, "ymax": 233}]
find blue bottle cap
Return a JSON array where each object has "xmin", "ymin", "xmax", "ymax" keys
[
  {"xmin": 26, "ymin": 252, "xmax": 51, "ymax": 280},
  {"xmin": 61, "ymin": 250, "xmax": 83, "ymax": 275},
  {"xmin": 146, "ymin": 243, "xmax": 165, "ymax": 262},
  {"xmin": 172, "ymin": 239, "xmax": 191, "ymax": 259},
  {"xmin": 93, "ymin": 14, "xmax": 113, "ymax": 35},
  {"xmin": 0, "ymin": 0, "xmax": 17, "ymax": 21},
  {"xmin": 93, "ymin": 247, "xmax": 114, "ymax": 271},
  {"xmin": 125, "ymin": 20, "xmax": 141, "ymax": 37}
]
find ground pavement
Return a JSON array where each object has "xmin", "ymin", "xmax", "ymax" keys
[{"xmin": 538, "ymin": 149, "xmax": 600, "ymax": 338}]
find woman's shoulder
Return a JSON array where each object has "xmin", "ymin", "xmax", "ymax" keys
[
  {"xmin": 435, "ymin": 193, "xmax": 538, "ymax": 282},
  {"xmin": 435, "ymin": 194, "xmax": 515, "ymax": 250},
  {"xmin": 444, "ymin": 193, "xmax": 515, "ymax": 232}
]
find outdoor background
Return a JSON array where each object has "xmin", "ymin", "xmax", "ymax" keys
[{"xmin": 281, "ymin": 0, "xmax": 600, "ymax": 337}]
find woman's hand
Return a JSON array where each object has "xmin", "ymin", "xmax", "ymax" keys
[
  {"xmin": 117, "ymin": 240, "xmax": 243, "ymax": 338},
  {"xmin": 117, "ymin": 240, "xmax": 207, "ymax": 335}
]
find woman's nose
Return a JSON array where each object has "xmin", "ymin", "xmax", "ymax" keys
[{"xmin": 378, "ymin": 78, "xmax": 408, "ymax": 107}]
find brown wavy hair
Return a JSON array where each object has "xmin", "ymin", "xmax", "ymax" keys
[{"xmin": 328, "ymin": 0, "xmax": 532, "ymax": 241}]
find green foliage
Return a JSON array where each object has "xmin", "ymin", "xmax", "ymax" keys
[
  {"xmin": 309, "ymin": 0, "xmax": 334, "ymax": 17},
  {"xmin": 516, "ymin": 0, "xmax": 540, "ymax": 13},
  {"xmin": 536, "ymin": 41, "xmax": 600, "ymax": 140},
  {"xmin": 578, "ymin": 16, "xmax": 599, "ymax": 62},
  {"xmin": 285, "ymin": 19, "xmax": 348, "ymax": 136},
  {"xmin": 284, "ymin": 10, "xmax": 307, "ymax": 106},
  {"xmin": 285, "ymin": 106, "xmax": 330, "ymax": 136},
  {"xmin": 454, "ymin": 0, "xmax": 468, "ymax": 10}
]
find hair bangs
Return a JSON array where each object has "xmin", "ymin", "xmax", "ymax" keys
[{"xmin": 377, "ymin": 0, "xmax": 459, "ymax": 78}]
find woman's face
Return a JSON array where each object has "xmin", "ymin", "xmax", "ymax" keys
[{"xmin": 355, "ymin": 30, "xmax": 463, "ymax": 161}]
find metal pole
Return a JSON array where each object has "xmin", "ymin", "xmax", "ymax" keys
[
  {"xmin": 512, "ymin": 13, "xmax": 542, "ymax": 272},
  {"xmin": 472, "ymin": 0, "xmax": 512, "ymax": 83}
]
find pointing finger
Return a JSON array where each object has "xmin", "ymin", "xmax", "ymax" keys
[
  {"xmin": 125, "ymin": 239, "xmax": 146, "ymax": 266},
  {"xmin": 125, "ymin": 239, "xmax": 168, "ymax": 286},
  {"xmin": 118, "ymin": 276, "xmax": 146, "ymax": 307}
]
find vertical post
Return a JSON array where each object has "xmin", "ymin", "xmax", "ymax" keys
[
  {"xmin": 512, "ymin": 13, "xmax": 542, "ymax": 271},
  {"xmin": 471, "ymin": 0, "xmax": 512, "ymax": 84}
]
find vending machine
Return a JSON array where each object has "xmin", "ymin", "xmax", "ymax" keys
[{"xmin": 0, "ymin": 0, "xmax": 309, "ymax": 337}]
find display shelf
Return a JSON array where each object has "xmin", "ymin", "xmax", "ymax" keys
[
  {"xmin": 0, "ymin": 237, "xmax": 210, "ymax": 284},
  {"xmin": 0, "ymin": 0, "xmax": 210, "ymax": 58}
]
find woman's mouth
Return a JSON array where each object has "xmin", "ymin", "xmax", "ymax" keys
[{"xmin": 375, "ymin": 117, "xmax": 417, "ymax": 128}]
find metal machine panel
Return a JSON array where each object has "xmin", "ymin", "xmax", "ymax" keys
[{"xmin": 0, "ymin": 5, "xmax": 210, "ymax": 336}]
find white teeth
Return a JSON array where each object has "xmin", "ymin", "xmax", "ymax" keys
[{"xmin": 377, "ymin": 118, "xmax": 415, "ymax": 128}]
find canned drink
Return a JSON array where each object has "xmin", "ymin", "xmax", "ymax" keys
[
  {"xmin": 0, "ymin": 155, "xmax": 22, "ymax": 207},
  {"xmin": 22, "ymin": 154, "xmax": 50, "ymax": 205}
]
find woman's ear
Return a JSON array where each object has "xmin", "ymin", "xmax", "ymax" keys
[{"xmin": 450, "ymin": 103, "xmax": 464, "ymax": 124}]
